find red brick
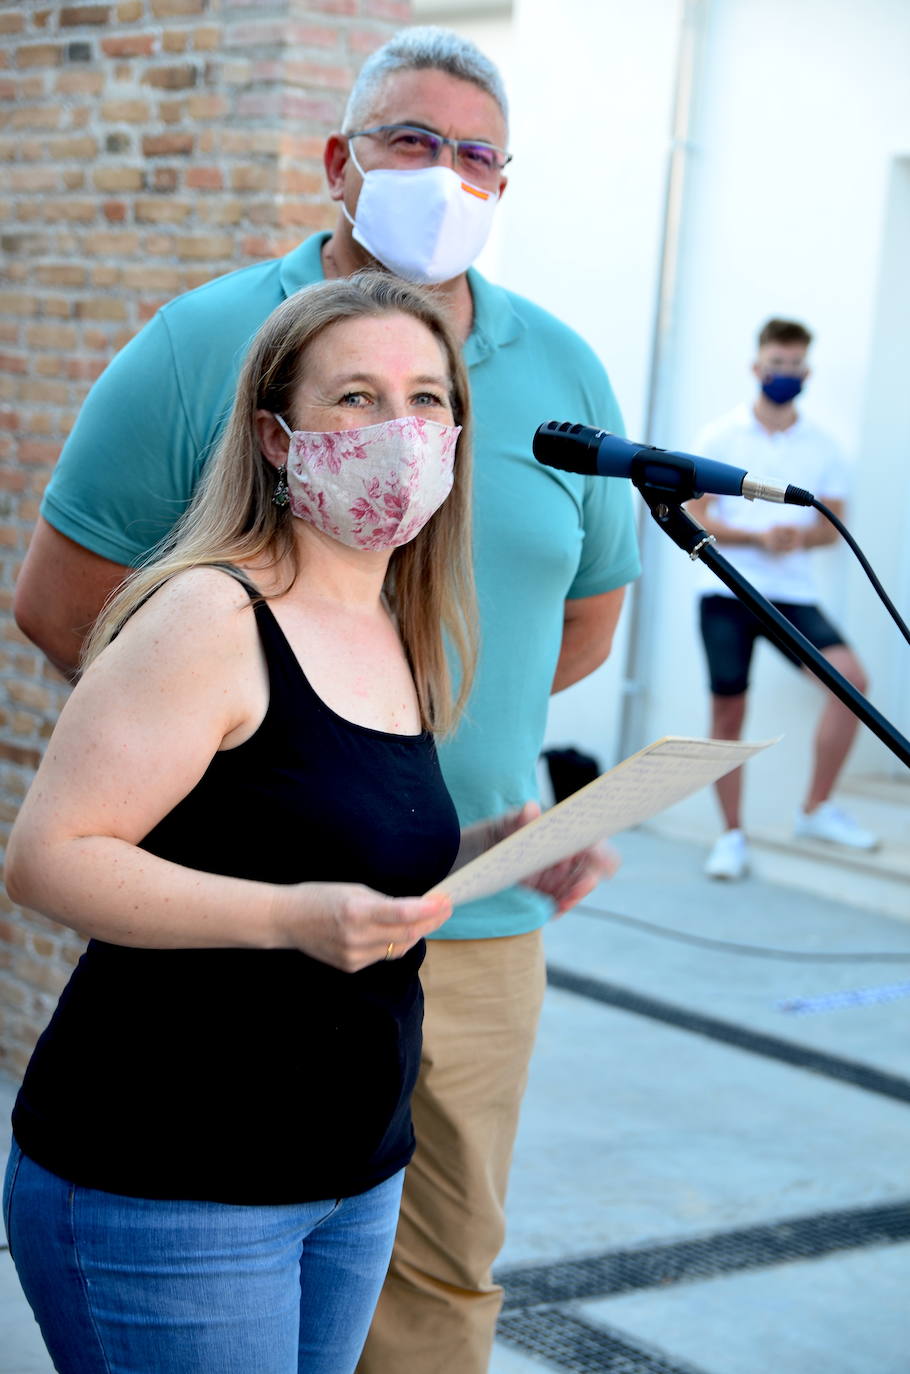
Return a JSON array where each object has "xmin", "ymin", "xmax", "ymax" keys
[
  {"xmin": 92, "ymin": 166, "xmax": 145, "ymax": 191},
  {"xmin": 37, "ymin": 199, "xmax": 96, "ymax": 223},
  {"xmin": 17, "ymin": 44, "xmax": 62, "ymax": 68},
  {"xmin": 65, "ymin": 356, "xmax": 107, "ymax": 381},
  {"xmin": 90, "ymin": 265, "xmax": 121, "ymax": 288},
  {"xmin": 222, "ymin": 128, "xmax": 283, "ymax": 157},
  {"xmin": 60, "ymin": 5, "xmax": 112, "ymax": 24},
  {"xmin": 278, "ymin": 167, "xmax": 323, "ymax": 196},
  {"xmin": 101, "ymin": 34, "xmax": 157, "ymax": 58},
  {"xmin": 197, "ymin": 198, "xmax": 243, "ymax": 226},
  {"xmin": 101, "ymin": 99, "xmax": 151, "ymax": 122},
  {"xmin": 284, "ymin": 60, "xmax": 352, "ymax": 91},
  {"xmin": 0, "ymin": 291, "xmax": 40, "ymax": 315},
  {"xmin": 176, "ymin": 232, "xmax": 233, "ymax": 260},
  {"xmin": 20, "ymin": 378, "xmax": 71, "ymax": 405},
  {"xmin": 122, "ymin": 264, "xmax": 184, "ymax": 292},
  {"xmin": 224, "ymin": 19, "xmax": 287, "ymax": 47},
  {"xmin": 279, "ymin": 134, "xmax": 326, "ymax": 161},
  {"xmin": 0, "ymin": 13, "xmax": 25, "ymax": 34},
  {"xmin": 277, "ymin": 200, "xmax": 335, "ymax": 229},
  {"xmin": 362, "ymin": 0, "xmax": 410, "ymax": 18},
  {"xmin": 348, "ymin": 25, "xmax": 393, "ymax": 55},
  {"xmin": 40, "ymin": 296, "xmax": 76, "ymax": 319},
  {"xmin": 117, "ymin": 1, "xmax": 142, "ymax": 18},
  {"xmin": 142, "ymin": 232, "xmax": 177, "ymax": 257},
  {"xmin": 242, "ymin": 233, "xmax": 296, "ymax": 260},
  {"xmin": 162, "ymin": 30, "xmax": 189, "ymax": 54},
  {"xmin": 151, "ymin": 0, "xmax": 207, "ymax": 14},
  {"xmin": 288, "ymin": 23, "xmax": 338, "ymax": 49},
  {"xmin": 9, "ymin": 166, "xmax": 59, "ymax": 192},
  {"xmin": 74, "ymin": 297, "xmax": 128, "ymax": 321},
  {"xmin": 83, "ymin": 230, "xmax": 139, "ymax": 256},
  {"xmin": 0, "ymin": 353, "xmax": 27, "ymax": 375},
  {"xmin": 279, "ymin": 92, "xmax": 340, "ymax": 125},
  {"xmin": 55, "ymin": 68, "xmax": 104, "ymax": 94},
  {"xmin": 142, "ymin": 131, "xmax": 194, "ymax": 156},
  {"xmin": 185, "ymin": 93, "xmax": 227, "ymax": 119},
  {"xmin": 158, "ymin": 98, "xmax": 187, "ymax": 124},
  {"xmin": 186, "ymin": 165, "xmax": 223, "ymax": 190},
  {"xmin": 102, "ymin": 200, "xmax": 129, "ymax": 222},
  {"xmin": 143, "ymin": 63, "xmax": 198, "ymax": 90},
  {"xmin": 193, "ymin": 26, "xmax": 220, "ymax": 51},
  {"xmin": 16, "ymin": 440, "xmax": 62, "ymax": 469},
  {"xmin": 230, "ymin": 163, "xmax": 277, "ymax": 192},
  {"xmin": 27, "ymin": 323, "xmax": 78, "ymax": 350},
  {"xmin": 49, "ymin": 135, "xmax": 98, "ymax": 159},
  {"xmin": 135, "ymin": 196, "xmax": 192, "ymax": 221}
]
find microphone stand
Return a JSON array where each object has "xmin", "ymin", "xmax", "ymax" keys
[{"xmin": 630, "ymin": 462, "xmax": 910, "ymax": 772}]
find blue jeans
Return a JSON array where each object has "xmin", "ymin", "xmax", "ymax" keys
[{"xmin": 3, "ymin": 1140, "xmax": 403, "ymax": 1374}]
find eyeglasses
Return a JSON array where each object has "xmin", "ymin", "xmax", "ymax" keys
[{"xmin": 347, "ymin": 124, "xmax": 511, "ymax": 187}]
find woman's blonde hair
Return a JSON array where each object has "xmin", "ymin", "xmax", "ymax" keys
[{"xmin": 84, "ymin": 272, "xmax": 477, "ymax": 734}]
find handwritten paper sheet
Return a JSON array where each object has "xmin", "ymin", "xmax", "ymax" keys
[{"xmin": 428, "ymin": 735, "xmax": 776, "ymax": 906}]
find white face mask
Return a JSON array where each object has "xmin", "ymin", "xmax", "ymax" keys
[
  {"xmin": 342, "ymin": 143, "xmax": 499, "ymax": 285},
  {"xmin": 274, "ymin": 413, "xmax": 460, "ymax": 551}
]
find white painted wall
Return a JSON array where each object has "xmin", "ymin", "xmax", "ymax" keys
[{"xmin": 427, "ymin": 0, "xmax": 910, "ymax": 820}]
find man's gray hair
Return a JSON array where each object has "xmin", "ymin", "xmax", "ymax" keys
[{"xmin": 341, "ymin": 26, "xmax": 509, "ymax": 135}]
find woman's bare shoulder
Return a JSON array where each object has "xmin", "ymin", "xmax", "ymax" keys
[{"xmin": 88, "ymin": 566, "xmax": 262, "ymax": 685}]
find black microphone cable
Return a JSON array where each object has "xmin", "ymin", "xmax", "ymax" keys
[{"xmin": 811, "ymin": 498, "xmax": 910, "ymax": 648}]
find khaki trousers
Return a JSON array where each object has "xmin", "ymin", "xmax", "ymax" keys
[{"xmin": 357, "ymin": 928, "xmax": 547, "ymax": 1374}]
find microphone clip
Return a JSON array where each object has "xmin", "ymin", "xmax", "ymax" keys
[
  {"xmin": 628, "ymin": 451, "xmax": 704, "ymax": 503},
  {"xmin": 631, "ymin": 466, "xmax": 714, "ymax": 559}
]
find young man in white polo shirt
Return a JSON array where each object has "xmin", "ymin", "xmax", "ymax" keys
[{"xmin": 688, "ymin": 317, "xmax": 877, "ymax": 880}]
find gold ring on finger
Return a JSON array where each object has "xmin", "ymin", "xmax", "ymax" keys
[{"xmin": 385, "ymin": 942, "xmax": 395, "ymax": 961}]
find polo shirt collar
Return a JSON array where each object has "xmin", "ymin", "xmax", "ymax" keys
[
  {"xmin": 464, "ymin": 266, "xmax": 524, "ymax": 366},
  {"xmin": 279, "ymin": 232, "xmax": 329, "ymax": 296},
  {"xmin": 276, "ymin": 235, "xmax": 525, "ymax": 364}
]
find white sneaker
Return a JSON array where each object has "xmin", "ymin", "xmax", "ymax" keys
[
  {"xmin": 793, "ymin": 801, "xmax": 879, "ymax": 851},
  {"xmin": 704, "ymin": 828, "xmax": 750, "ymax": 880}
]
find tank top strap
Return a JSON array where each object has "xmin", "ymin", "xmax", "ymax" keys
[{"xmin": 206, "ymin": 563, "xmax": 303, "ymax": 698}]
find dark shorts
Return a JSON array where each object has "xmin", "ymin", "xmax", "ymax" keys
[{"xmin": 699, "ymin": 594, "xmax": 847, "ymax": 697}]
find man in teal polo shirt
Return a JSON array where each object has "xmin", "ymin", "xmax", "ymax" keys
[{"xmin": 15, "ymin": 27, "xmax": 640, "ymax": 1374}]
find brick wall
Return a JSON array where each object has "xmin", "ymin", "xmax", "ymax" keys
[{"xmin": 0, "ymin": 0, "xmax": 412, "ymax": 1078}]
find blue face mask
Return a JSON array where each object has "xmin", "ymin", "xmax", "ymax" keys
[{"xmin": 761, "ymin": 374, "xmax": 803, "ymax": 405}]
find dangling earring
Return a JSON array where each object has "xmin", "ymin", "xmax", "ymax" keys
[{"xmin": 273, "ymin": 464, "xmax": 289, "ymax": 508}]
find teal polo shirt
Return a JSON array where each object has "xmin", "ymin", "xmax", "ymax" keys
[{"xmin": 43, "ymin": 233, "xmax": 640, "ymax": 940}]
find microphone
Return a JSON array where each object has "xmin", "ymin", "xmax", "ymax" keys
[{"xmin": 533, "ymin": 421, "xmax": 814, "ymax": 505}]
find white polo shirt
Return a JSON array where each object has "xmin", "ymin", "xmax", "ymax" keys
[{"xmin": 693, "ymin": 403, "xmax": 849, "ymax": 604}]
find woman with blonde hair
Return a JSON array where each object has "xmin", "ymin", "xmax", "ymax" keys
[{"xmin": 3, "ymin": 272, "xmax": 478, "ymax": 1374}]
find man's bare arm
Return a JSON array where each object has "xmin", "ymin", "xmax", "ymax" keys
[
  {"xmin": 551, "ymin": 587, "xmax": 627, "ymax": 694},
  {"xmin": 14, "ymin": 517, "xmax": 131, "ymax": 681}
]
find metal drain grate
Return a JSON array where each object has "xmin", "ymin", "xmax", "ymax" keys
[
  {"xmin": 498, "ymin": 1198, "xmax": 910, "ymax": 1310},
  {"xmin": 496, "ymin": 1308, "xmax": 709, "ymax": 1374},
  {"xmin": 546, "ymin": 964, "xmax": 910, "ymax": 1105}
]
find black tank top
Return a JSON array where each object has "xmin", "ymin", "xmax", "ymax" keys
[{"xmin": 13, "ymin": 580, "xmax": 460, "ymax": 1203}]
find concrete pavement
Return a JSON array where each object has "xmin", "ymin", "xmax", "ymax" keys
[{"xmin": 2, "ymin": 825, "xmax": 909, "ymax": 1373}]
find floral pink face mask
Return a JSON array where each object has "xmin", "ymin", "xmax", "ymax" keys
[{"xmin": 274, "ymin": 414, "xmax": 460, "ymax": 551}]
